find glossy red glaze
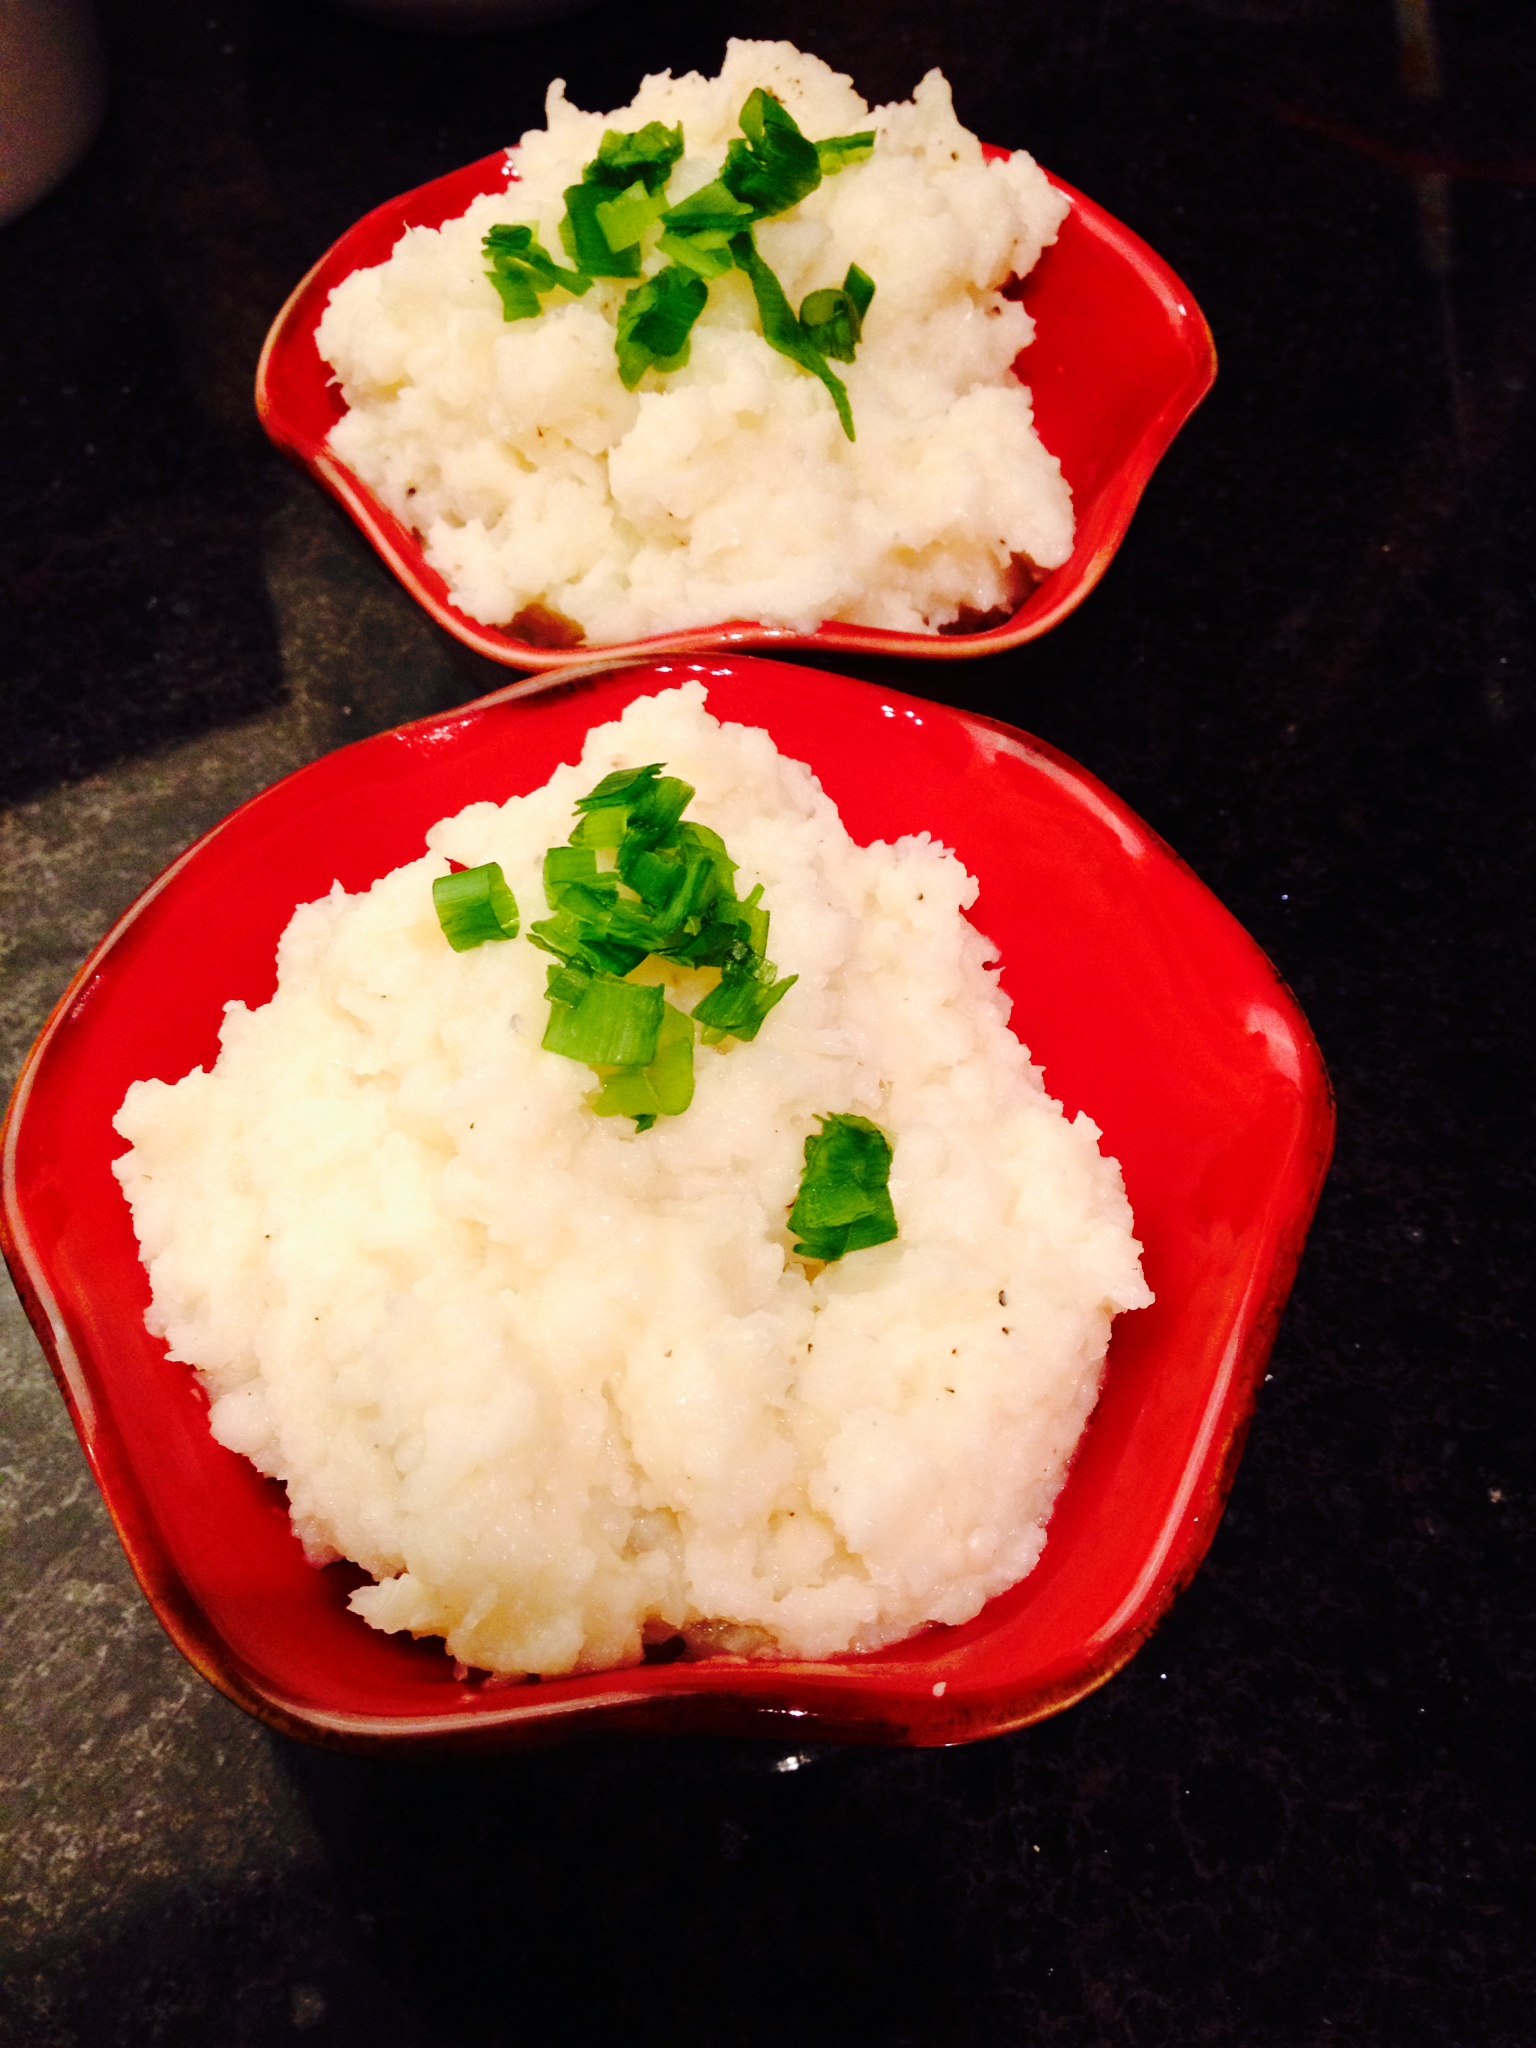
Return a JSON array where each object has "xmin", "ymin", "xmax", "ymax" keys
[
  {"xmin": 1, "ymin": 657, "xmax": 1332, "ymax": 1752},
  {"xmin": 256, "ymin": 149, "xmax": 1216, "ymax": 672}
]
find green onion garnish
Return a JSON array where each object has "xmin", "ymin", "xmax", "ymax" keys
[
  {"xmin": 427, "ymin": 760, "xmax": 794, "ymax": 1131},
  {"xmin": 532, "ymin": 763, "xmax": 795, "ymax": 1127},
  {"xmin": 720, "ymin": 87, "xmax": 824, "ymax": 217},
  {"xmin": 557, "ymin": 120, "xmax": 686, "ymax": 278},
  {"xmin": 658, "ymin": 177, "xmax": 756, "ymax": 239},
  {"xmin": 590, "ymin": 1000, "xmax": 696, "ymax": 1122},
  {"xmin": 432, "ymin": 862, "xmax": 520, "ymax": 951},
  {"xmin": 542, "ymin": 966, "xmax": 664, "ymax": 1067},
  {"xmin": 788, "ymin": 1114, "xmax": 899, "ymax": 1263},
  {"xmin": 692, "ymin": 957, "xmax": 795, "ymax": 1043},
  {"xmin": 482, "ymin": 223, "xmax": 592, "ymax": 321},
  {"xmin": 730, "ymin": 231, "xmax": 855, "ymax": 440},
  {"xmin": 799, "ymin": 264, "xmax": 876, "ymax": 365},
  {"xmin": 616, "ymin": 265, "xmax": 710, "ymax": 390},
  {"xmin": 594, "ymin": 180, "xmax": 670, "ymax": 256},
  {"xmin": 488, "ymin": 94, "xmax": 876, "ymax": 430},
  {"xmin": 656, "ymin": 226, "xmax": 737, "ymax": 281},
  {"xmin": 592, "ymin": 121, "xmax": 686, "ymax": 194},
  {"xmin": 559, "ymin": 181, "xmax": 644, "ymax": 279},
  {"xmin": 815, "ymin": 132, "xmax": 877, "ymax": 175}
]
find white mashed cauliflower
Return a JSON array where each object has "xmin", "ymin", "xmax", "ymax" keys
[
  {"xmin": 317, "ymin": 41, "xmax": 1075, "ymax": 645},
  {"xmin": 113, "ymin": 686, "xmax": 1149, "ymax": 1677}
]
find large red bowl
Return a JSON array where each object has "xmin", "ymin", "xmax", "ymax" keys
[
  {"xmin": 257, "ymin": 148, "xmax": 1216, "ymax": 674},
  {"xmin": 1, "ymin": 656, "xmax": 1331, "ymax": 1752}
]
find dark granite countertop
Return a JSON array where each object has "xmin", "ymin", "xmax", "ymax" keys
[{"xmin": 2, "ymin": 1, "xmax": 1532, "ymax": 2042}]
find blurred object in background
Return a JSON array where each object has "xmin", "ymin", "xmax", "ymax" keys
[
  {"xmin": 319, "ymin": 0, "xmax": 594, "ymax": 30},
  {"xmin": 0, "ymin": 0, "xmax": 107, "ymax": 227}
]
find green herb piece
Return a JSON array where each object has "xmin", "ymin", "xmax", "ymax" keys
[
  {"xmin": 656, "ymin": 227, "xmax": 736, "ymax": 280},
  {"xmin": 619, "ymin": 842, "xmax": 720, "ymax": 938},
  {"xmin": 594, "ymin": 179, "xmax": 669, "ymax": 255},
  {"xmin": 721, "ymin": 87, "xmax": 824, "ymax": 216},
  {"xmin": 568, "ymin": 803, "xmax": 629, "ymax": 851},
  {"xmin": 730, "ymin": 231, "xmax": 855, "ymax": 440},
  {"xmin": 544, "ymin": 959, "xmax": 594, "ymax": 1008},
  {"xmin": 574, "ymin": 762, "xmax": 667, "ymax": 814},
  {"xmin": 659, "ymin": 177, "xmax": 758, "ymax": 238},
  {"xmin": 618, "ymin": 806, "xmax": 716, "ymax": 884},
  {"xmin": 590, "ymin": 1000, "xmax": 696, "ymax": 1122},
  {"xmin": 572, "ymin": 763, "xmax": 695, "ymax": 844},
  {"xmin": 537, "ymin": 763, "xmax": 796, "ymax": 1122},
  {"xmin": 576, "ymin": 763, "xmax": 653, "ymax": 807},
  {"xmin": 668, "ymin": 873, "xmax": 765, "ymax": 972},
  {"xmin": 593, "ymin": 121, "xmax": 686, "ymax": 195},
  {"xmin": 559, "ymin": 181, "xmax": 644, "ymax": 279},
  {"xmin": 616, "ymin": 265, "xmax": 710, "ymax": 388},
  {"xmin": 528, "ymin": 903, "xmax": 649, "ymax": 979},
  {"xmin": 558, "ymin": 122, "xmax": 686, "ymax": 279},
  {"xmin": 693, "ymin": 960, "xmax": 797, "ymax": 1043},
  {"xmin": 542, "ymin": 843, "xmax": 616, "ymax": 911},
  {"xmin": 542, "ymin": 969, "xmax": 663, "ymax": 1067},
  {"xmin": 432, "ymin": 862, "xmax": 520, "ymax": 951},
  {"xmin": 815, "ymin": 131, "xmax": 876, "ymax": 175},
  {"xmin": 788, "ymin": 1113, "xmax": 899, "ymax": 1263},
  {"xmin": 799, "ymin": 263, "xmax": 876, "ymax": 364},
  {"xmin": 502, "ymin": 94, "xmax": 875, "ymax": 430},
  {"xmin": 482, "ymin": 223, "xmax": 593, "ymax": 321}
]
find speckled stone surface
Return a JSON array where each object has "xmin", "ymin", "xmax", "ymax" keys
[{"xmin": 2, "ymin": 1, "xmax": 1532, "ymax": 2042}]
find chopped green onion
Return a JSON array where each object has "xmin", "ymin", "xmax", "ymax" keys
[
  {"xmin": 799, "ymin": 264, "xmax": 876, "ymax": 364},
  {"xmin": 482, "ymin": 223, "xmax": 593, "ymax": 320},
  {"xmin": 590, "ymin": 1000, "xmax": 696, "ymax": 1121},
  {"xmin": 542, "ymin": 843, "xmax": 614, "ymax": 908},
  {"xmin": 544, "ymin": 959, "xmax": 593, "ymax": 1008},
  {"xmin": 569, "ymin": 803, "xmax": 629, "ymax": 851},
  {"xmin": 559, "ymin": 122, "xmax": 687, "ymax": 277},
  {"xmin": 659, "ymin": 177, "xmax": 757, "ymax": 238},
  {"xmin": 616, "ymin": 265, "xmax": 710, "ymax": 388},
  {"xmin": 815, "ymin": 131, "xmax": 876, "ymax": 175},
  {"xmin": 559, "ymin": 181, "xmax": 643, "ymax": 278},
  {"xmin": 542, "ymin": 970, "xmax": 663, "ymax": 1067},
  {"xmin": 505, "ymin": 94, "xmax": 875, "ymax": 430},
  {"xmin": 571, "ymin": 763, "xmax": 696, "ymax": 850},
  {"xmin": 730, "ymin": 231, "xmax": 855, "ymax": 440},
  {"xmin": 593, "ymin": 122, "xmax": 685, "ymax": 195},
  {"xmin": 536, "ymin": 763, "xmax": 797, "ymax": 1123},
  {"xmin": 721, "ymin": 88, "xmax": 823, "ymax": 216},
  {"xmin": 788, "ymin": 1114, "xmax": 899, "ymax": 1263},
  {"xmin": 528, "ymin": 904, "xmax": 648, "ymax": 978},
  {"xmin": 656, "ymin": 227, "xmax": 737, "ymax": 280},
  {"xmin": 574, "ymin": 763, "xmax": 665, "ymax": 811},
  {"xmin": 594, "ymin": 179, "xmax": 668, "ymax": 255},
  {"xmin": 432, "ymin": 862, "xmax": 520, "ymax": 951},
  {"xmin": 694, "ymin": 960, "xmax": 797, "ymax": 1043}
]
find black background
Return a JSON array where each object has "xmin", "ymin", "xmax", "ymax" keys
[{"xmin": 2, "ymin": 0, "xmax": 1533, "ymax": 2042}]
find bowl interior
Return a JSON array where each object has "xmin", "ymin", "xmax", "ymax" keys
[
  {"xmin": 2, "ymin": 657, "xmax": 1331, "ymax": 1749},
  {"xmin": 256, "ymin": 151, "xmax": 1216, "ymax": 671}
]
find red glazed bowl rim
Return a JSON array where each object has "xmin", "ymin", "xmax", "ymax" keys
[
  {"xmin": 256, "ymin": 147, "xmax": 1217, "ymax": 673},
  {"xmin": 2, "ymin": 657, "xmax": 1332, "ymax": 1753}
]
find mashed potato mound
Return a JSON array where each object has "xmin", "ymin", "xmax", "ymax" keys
[
  {"xmin": 317, "ymin": 41, "xmax": 1075, "ymax": 644},
  {"xmin": 113, "ymin": 687, "xmax": 1149, "ymax": 1676}
]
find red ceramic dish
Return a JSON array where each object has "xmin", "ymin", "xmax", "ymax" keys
[
  {"xmin": 256, "ymin": 148, "xmax": 1216, "ymax": 673},
  {"xmin": 2, "ymin": 656, "xmax": 1331, "ymax": 1753}
]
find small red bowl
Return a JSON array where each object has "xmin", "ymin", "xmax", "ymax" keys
[
  {"xmin": 1, "ymin": 656, "xmax": 1331, "ymax": 1753},
  {"xmin": 257, "ymin": 149, "xmax": 1216, "ymax": 673}
]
